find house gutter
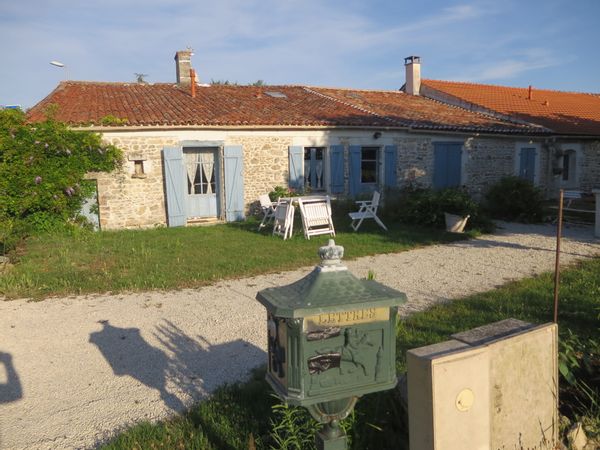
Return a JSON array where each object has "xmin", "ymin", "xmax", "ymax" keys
[{"xmin": 72, "ymin": 124, "xmax": 547, "ymax": 139}]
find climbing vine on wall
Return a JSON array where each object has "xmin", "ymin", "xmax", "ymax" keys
[{"xmin": 0, "ymin": 106, "xmax": 122, "ymax": 240}]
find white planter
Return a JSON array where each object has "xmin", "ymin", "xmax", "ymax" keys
[{"xmin": 445, "ymin": 212, "xmax": 470, "ymax": 233}]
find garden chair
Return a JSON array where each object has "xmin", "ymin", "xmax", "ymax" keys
[
  {"xmin": 297, "ymin": 196, "xmax": 335, "ymax": 239},
  {"xmin": 258, "ymin": 194, "xmax": 277, "ymax": 230},
  {"xmin": 348, "ymin": 191, "xmax": 388, "ymax": 231},
  {"xmin": 272, "ymin": 200, "xmax": 295, "ymax": 240}
]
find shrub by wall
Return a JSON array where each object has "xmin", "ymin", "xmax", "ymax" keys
[
  {"xmin": 0, "ymin": 108, "xmax": 122, "ymax": 250},
  {"xmin": 382, "ymin": 187, "xmax": 493, "ymax": 232},
  {"xmin": 484, "ymin": 176, "xmax": 545, "ymax": 223}
]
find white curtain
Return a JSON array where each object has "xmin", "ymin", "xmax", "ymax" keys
[
  {"xmin": 185, "ymin": 152, "xmax": 199, "ymax": 193},
  {"xmin": 200, "ymin": 152, "xmax": 214, "ymax": 194}
]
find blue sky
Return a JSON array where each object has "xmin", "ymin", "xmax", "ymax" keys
[{"xmin": 1, "ymin": 0, "xmax": 599, "ymax": 108}]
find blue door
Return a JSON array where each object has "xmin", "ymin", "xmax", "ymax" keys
[
  {"xmin": 519, "ymin": 148, "xmax": 536, "ymax": 183},
  {"xmin": 433, "ymin": 142, "xmax": 462, "ymax": 189},
  {"xmin": 183, "ymin": 147, "xmax": 219, "ymax": 218}
]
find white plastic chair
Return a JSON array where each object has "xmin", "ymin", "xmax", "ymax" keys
[
  {"xmin": 348, "ymin": 191, "xmax": 387, "ymax": 231},
  {"xmin": 258, "ymin": 194, "xmax": 277, "ymax": 230},
  {"xmin": 297, "ymin": 196, "xmax": 335, "ymax": 239},
  {"xmin": 272, "ymin": 200, "xmax": 295, "ymax": 240}
]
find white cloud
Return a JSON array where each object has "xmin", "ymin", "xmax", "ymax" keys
[{"xmin": 454, "ymin": 49, "xmax": 565, "ymax": 82}]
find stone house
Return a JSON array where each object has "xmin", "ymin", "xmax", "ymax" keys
[
  {"xmin": 27, "ymin": 51, "xmax": 597, "ymax": 230},
  {"xmin": 402, "ymin": 58, "xmax": 600, "ymax": 198}
]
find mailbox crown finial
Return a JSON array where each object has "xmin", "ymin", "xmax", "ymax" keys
[{"xmin": 318, "ymin": 239, "xmax": 344, "ymax": 267}]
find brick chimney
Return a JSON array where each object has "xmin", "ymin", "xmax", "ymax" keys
[
  {"xmin": 175, "ymin": 50, "xmax": 193, "ymax": 85},
  {"xmin": 404, "ymin": 56, "xmax": 421, "ymax": 95}
]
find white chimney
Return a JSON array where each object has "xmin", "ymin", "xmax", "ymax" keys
[
  {"xmin": 175, "ymin": 50, "xmax": 193, "ymax": 85},
  {"xmin": 404, "ymin": 56, "xmax": 421, "ymax": 95}
]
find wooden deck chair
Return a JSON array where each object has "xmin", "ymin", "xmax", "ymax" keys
[
  {"xmin": 272, "ymin": 200, "xmax": 295, "ymax": 240},
  {"xmin": 258, "ymin": 194, "xmax": 277, "ymax": 230},
  {"xmin": 349, "ymin": 191, "xmax": 388, "ymax": 231},
  {"xmin": 297, "ymin": 196, "xmax": 335, "ymax": 239}
]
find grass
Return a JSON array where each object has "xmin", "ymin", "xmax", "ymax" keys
[
  {"xmin": 99, "ymin": 258, "xmax": 600, "ymax": 450},
  {"xmin": 0, "ymin": 213, "xmax": 466, "ymax": 300}
]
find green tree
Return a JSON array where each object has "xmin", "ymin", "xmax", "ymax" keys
[{"xmin": 0, "ymin": 107, "xmax": 122, "ymax": 239}]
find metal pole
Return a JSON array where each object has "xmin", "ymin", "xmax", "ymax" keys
[{"xmin": 553, "ymin": 189, "xmax": 564, "ymax": 323}]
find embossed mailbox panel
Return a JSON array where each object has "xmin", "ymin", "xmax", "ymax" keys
[{"xmin": 256, "ymin": 240, "xmax": 407, "ymax": 407}]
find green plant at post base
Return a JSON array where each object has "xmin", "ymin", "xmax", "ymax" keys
[{"xmin": 268, "ymin": 399, "xmax": 320, "ymax": 450}]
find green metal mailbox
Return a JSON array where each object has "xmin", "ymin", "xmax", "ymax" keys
[{"xmin": 256, "ymin": 240, "xmax": 407, "ymax": 449}]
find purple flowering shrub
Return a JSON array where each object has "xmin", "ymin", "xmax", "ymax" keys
[{"xmin": 0, "ymin": 107, "xmax": 122, "ymax": 237}]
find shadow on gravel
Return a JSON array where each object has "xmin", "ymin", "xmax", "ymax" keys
[
  {"xmin": 89, "ymin": 320, "xmax": 265, "ymax": 414},
  {"xmin": 0, "ymin": 351, "xmax": 22, "ymax": 404}
]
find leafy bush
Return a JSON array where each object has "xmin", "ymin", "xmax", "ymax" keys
[
  {"xmin": 484, "ymin": 176, "xmax": 545, "ymax": 222},
  {"xmin": 0, "ymin": 107, "xmax": 122, "ymax": 249},
  {"xmin": 268, "ymin": 186, "xmax": 302, "ymax": 202},
  {"xmin": 382, "ymin": 187, "xmax": 492, "ymax": 232},
  {"xmin": 559, "ymin": 330, "xmax": 600, "ymax": 436}
]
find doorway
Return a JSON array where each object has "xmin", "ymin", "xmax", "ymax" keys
[{"xmin": 183, "ymin": 147, "xmax": 219, "ymax": 218}]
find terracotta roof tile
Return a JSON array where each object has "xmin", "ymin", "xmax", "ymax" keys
[
  {"xmin": 422, "ymin": 79, "xmax": 600, "ymax": 136},
  {"xmin": 26, "ymin": 80, "xmax": 543, "ymax": 135},
  {"xmin": 308, "ymin": 87, "xmax": 539, "ymax": 134}
]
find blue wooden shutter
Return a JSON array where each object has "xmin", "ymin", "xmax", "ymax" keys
[
  {"xmin": 288, "ymin": 146, "xmax": 304, "ymax": 190},
  {"xmin": 519, "ymin": 148, "xmax": 536, "ymax": 183},
  {"xmin": 433, "ymin": 143, "xmax": 462, "ymax": 189},
  {"xmin": 224, "ymin": 145, "xmax": 245, "ymax": 221},
  {"xmin": 447, "ymin": 145, "xmax": 462, "ymax": 187},
  {"xmin": 329, "ymin": 145, "xmax": 344, "ymax": 193},
  {"xmin": 384, "ymin": 145, "xmax": 398, "ymax": 188},
  {"xmin": 433, "ymin": 144, "xmax": 447, "ymax": 189},
  {"xmin": 162, "ymin": 146, "xmax": 186, "ymax": 227},
  {"xmin": 349, "ymin": 145, "xmax": 362, "ymax": 197}
]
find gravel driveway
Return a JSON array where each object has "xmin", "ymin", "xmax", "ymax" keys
[{"xmin": 0, "ymin": 222, "xmax": 598, "ymax": 450}]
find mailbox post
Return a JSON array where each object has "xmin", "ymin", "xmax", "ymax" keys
[{"xmin": 256, "ymin": 240, "xmax": 407, "ymax": 449}]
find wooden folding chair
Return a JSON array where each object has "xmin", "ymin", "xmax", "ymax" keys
[
  {"xmin": 258, "ymin": 194, "xmax": 277, "ymax": 230},
  {"xmin": 297, "ymin": 196, "xmax": 335, "ymax": 239},
  {"xmin": 272, "ymin": 200, "xmax": 295, "ymax": 240},
  {"xmin": 348, "ymin": 191, "xmax": 387, "ymax": 231}
]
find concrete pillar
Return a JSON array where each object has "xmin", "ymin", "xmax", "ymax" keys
[{"xmin": 593, "ymin": 189, "xmax": 600, "ymax": 238}]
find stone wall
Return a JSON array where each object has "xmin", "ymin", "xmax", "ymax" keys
[
  {"xmin": 394, "ymin": 136, "xmax": 434, "ymax": 188},
  {"xmin": 392, "ymin": 135, "xmax": 536, "ymax": 199},
  {"xmin": 580, "ymin": 140, "xmax": 600, "ymax": 192},
  {"xmin": 93, "ymin": 135, "xmax": 178, "ymax": 230},
  {"xmin": 95, "ymin": 133, "xmax": 295, "ymax": 229},
  {"xmin": 91, "ymin": 130, "xmax": 576, "ymax": 230},
  {"xmin": 227, "ymin": 136, "xmax": 292, "ymax": 213},
  {"xmin": 464, "ymin": 137, "xmax": 519, "ymax": 199}
]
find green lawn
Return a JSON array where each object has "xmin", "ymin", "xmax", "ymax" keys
[
  {"xmin": 0, "ymin": 216, "xmax": 465, "ymax": 300},
  {"xmin": 100, "ymin": 258, "xmax": 600, "ymax": 450}
]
